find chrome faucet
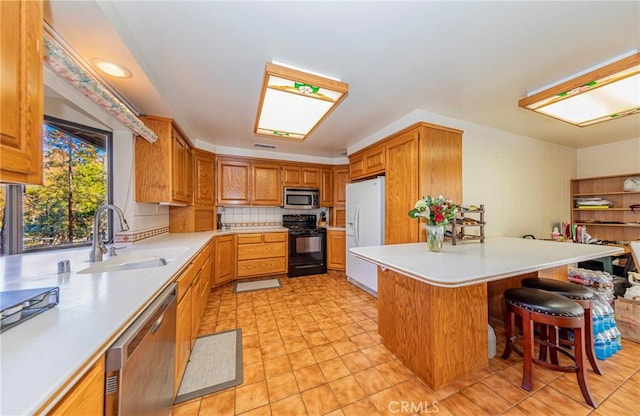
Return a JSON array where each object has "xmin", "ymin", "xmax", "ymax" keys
[{"xmin": 89, "ymin": 204, "xmax": 130, "ymax": 262}]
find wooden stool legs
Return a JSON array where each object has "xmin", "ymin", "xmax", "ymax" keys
[{"xmin": 502, "ymin": 303, "xmax": 598, "ymax": 408}]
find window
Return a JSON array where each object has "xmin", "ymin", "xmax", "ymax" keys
[{"xmin": 0, "ymin": 117, "xmax": 112, "ymax": 255}]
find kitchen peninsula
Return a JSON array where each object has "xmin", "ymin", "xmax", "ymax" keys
[{"xmin": 350, "ymin": 237, "xmax": 623, "ymax": 390}]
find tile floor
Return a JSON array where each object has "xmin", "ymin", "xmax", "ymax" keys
[{"xmin": 173, "ymin": 272, "xmax": 640, "ymax": 416}]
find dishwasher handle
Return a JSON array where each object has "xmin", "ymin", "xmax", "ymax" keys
[{"xmin": 106, "ymin": 283, "xmax": 176, "ymax": 372}]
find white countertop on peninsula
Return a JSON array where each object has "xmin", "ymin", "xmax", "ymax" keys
[
  {"xmin": 350, "ymin": 237, "xmax": 624, "ymax": 288},
  {"xmin": 0, "ymin": 232, "xmax": 216, "ymax": 415}
]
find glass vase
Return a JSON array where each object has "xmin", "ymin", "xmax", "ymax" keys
[{"xmin": 426, "ymin": 224, "xmax": 445, "ymax": 252}]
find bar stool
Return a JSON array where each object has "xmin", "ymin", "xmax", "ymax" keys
[
  {"xmin": 501, "ymin": 287, "xmax": 597, "ymax": 408},
  {"xmin": 521, "ymin": 277, "xmax": 602, "ymax": 375}
]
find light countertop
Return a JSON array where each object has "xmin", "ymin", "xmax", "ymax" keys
[
  {"xmin": 0, "ymin": 232, "xmax": 216, "ymax": 415},
  {"xmin": 349, "ymin": 237, "xmax": 623, "ymax": 288}
]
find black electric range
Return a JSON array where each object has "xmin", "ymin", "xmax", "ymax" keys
[{"xmin": 282, "ymin": 215, "xmax": 327, "ymax": 277}]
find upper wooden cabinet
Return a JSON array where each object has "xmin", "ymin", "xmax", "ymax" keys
[
  {"xmin": 384, "ymin": 122, "xmax": 462, "ymax": 244},
  {"xmin": 135, "ymin": 115, "xmax": 193, "ymax": 204},
  {"xmin": 349, "ymin": 143, "xmax": 385, "ymax": 181},
  {"xmin": 216, "ymin": 158, "xmax": 282, "ymax": 206},
  {"xmin": 216, "ymin": 158, "xmax": 251, "ymax": 205},
  {"xmin": 320, "ymin": 168, "xmax": 333, "ymax": 207},
  {"xmin": 283, "ymin": 166, "xmax": 320, "ymax": 188},
  {"xmin": 193, "ymin": 149, "xmax": 215, "ymax": 205},
  {"xmin": 170, "ymin": 149, "xmax": 215, "ymax": 233},
  {"xmin": 0, "ymin": 0, "xmax": 44, "ymax": 184},
  {"xmin": 252, "ymin": 162, "xmax": 282, "ymax": 206},
  {"xmin": 333, "ymin": 166, "xmax": 348, "ymax": 205}
]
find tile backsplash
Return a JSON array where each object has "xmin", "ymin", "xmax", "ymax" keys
[{"xmin": 217, "ymin": 207, "xmax": 329, "ymax": 228}]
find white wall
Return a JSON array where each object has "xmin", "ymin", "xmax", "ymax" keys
[
  {"xmin": 577, "ymin": 138, "xmax": 640, "ymax": 178},
  {"xmin": 351, "ymin": 109, "xmax": 577, "ymax": 239}
]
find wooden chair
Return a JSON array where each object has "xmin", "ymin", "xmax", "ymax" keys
[
  {"xmin": 501, "ymin": 287, "xmax": 597, "ymax": 408},
  {"xmin": 521, "ymin": 277, "xmax": 602, "ymax": 375}
]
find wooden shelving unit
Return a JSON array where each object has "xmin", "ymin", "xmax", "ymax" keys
[
  {"xmin": 570, "ymin": 173, "xmax": 640, "ymax": 242},
  {"xmin": 451, "ymin": 204, "xmax": 485, "ymax": 245}
]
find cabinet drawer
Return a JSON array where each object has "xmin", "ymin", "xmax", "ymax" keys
[
  {"xmin": 237, "ymin": 257, "xmax": 287, "ymax": 278},
  {"xmin": 237, "ymin": 242, "xmax": 286, "ymax": 261},
  {"xmin": 263, "ymin": 232, "xmax": 286, "ymax": 243},
  {"xmin": 237, "ymin": 234, "xmax": 263, "ymax": 244},
  {"xmin": 175, "ymin": 263, "xmax": 196, "ymax": 301}
]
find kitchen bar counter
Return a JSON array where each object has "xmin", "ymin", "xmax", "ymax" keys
[
  {"xmin": 349, "ymin": 237, "xmax": 623, "ymax": 390},
  {"xmin": 349, "ymin": 237, "xmax": 623, "ymax": 288},
  {"xmin": 0, "ymin": 232, "xmax": 216, "ymax": 415}
]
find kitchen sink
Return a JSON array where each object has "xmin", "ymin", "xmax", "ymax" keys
[{"xmin": 77, "ymin": 247, "xmax": 189, "ymax": 274}]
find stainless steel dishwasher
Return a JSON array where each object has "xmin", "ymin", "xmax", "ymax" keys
[{"xmin": 105, "ymin": 283, "xmax": 177, "ymax": 416}]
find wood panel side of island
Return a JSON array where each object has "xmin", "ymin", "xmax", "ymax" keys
[
  {"xmin": 378, "ymin": 268, "xmax": 488, "ymax": 390},
  {"xmin": 487, "ymin": 265, "xmax": 568, "ymax": 323}
]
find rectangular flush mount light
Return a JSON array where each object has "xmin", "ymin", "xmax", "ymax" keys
[
  {"xmin": 519, "ymin": 52, "xmax": 640, "ymax": 127},
  {"xmin": 255, "ymin": 62, "xmax": 348, "ymax": 140}
]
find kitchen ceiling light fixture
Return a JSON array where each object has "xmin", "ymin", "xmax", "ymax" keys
[
  {"xmin": 255, "ymin": 62, "xmax": 348, "ymax": 140},
  {"xmin": 519, "ymin": 52, "xmax": 640, "ymax": 127},
  {"xmin": 91, "ymin": 58, "xmax": 133, "ymax": 79}
]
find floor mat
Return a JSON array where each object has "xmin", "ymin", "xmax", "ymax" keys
[
  {"xmin": 232, "ymin": 278, "xmax": 281, "ymax": 293},
  {"xmin": 174, "ymin": 328, "xmax": 243, "ymax": 404}
]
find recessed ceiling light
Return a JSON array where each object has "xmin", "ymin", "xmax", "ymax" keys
[
  {"xmin": 90, "ymin": 58, "xmax": 132, "ymax": 79},
  {"xmin": 519, "ymin": 51, "xmax": 640, "ymax": 127}
]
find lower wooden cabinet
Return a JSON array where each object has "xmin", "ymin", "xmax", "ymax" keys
[
  {"xmin": 48, "ymin": 358, "xmax": 104, "ymax": 416},
  {"xmin": 174, "ymin": 241, "xmax": 214, "ymax": 396},
  {"xmin": 327, "ymin": 230, "xmax": 346, "ymax": 271},
  {"xmin": 236, "ymin": 232, "xmax": 287, "ymax": 278},
  {"xmin": 175, "ymin": 286, "xmax": 192, "ymax": 396},
  {"xmin": 214, "ymin": 235, "xmax": 236, "ymax": 285}
]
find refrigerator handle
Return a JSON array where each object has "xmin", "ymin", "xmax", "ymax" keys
[{"xmin": 354, "ymin": 205, "xmax": 360, "ymax": 247}]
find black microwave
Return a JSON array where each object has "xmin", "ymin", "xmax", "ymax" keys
[{"xmin": 284, "ymin": 188, "xmax": 320, "ymax": 209}]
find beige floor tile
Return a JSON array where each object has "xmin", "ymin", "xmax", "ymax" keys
[
  {"xmin": 199, "ymin": 389, "xmax": 235, "ymax": 416},
  {"xmin": 332, "ymin": 339, "xmax": 359, "ymax": 356},
  {"xmin": 260, "ymin": 340, "xmax": 286, "ymax": 360},
  {"xmin": 294, "ymin": 364, "xmax": 328, "ymax": 392},
  {"xmin": 354, "ymin": 367, "xmax": 392, "ymax": 395},
  {"xmin": 360, "ymin": 344, "xmax": 394, "ymax": 366},
  {"xmin": 460, "ymin": 381, "xmax": 513, "ymax": 415},
  {"xmin": 376, "ymin": 360, "xmax": 415, "ymax": 385},
  {"xmin": 301, "ymin": 384, "xmax": 341, "ymax": 416},
  {"xmin": 263, "ymin": 355, "xmax": 292, "ymax": 378},
  {"xmin": 266, "ymin": 371, "xmax": 299, "ymax": 402},
  {"xmin": 172, "ymin": 398, "xmax": 201, "ymax": 416},
  {"xmin": 515, "ymin": 394, "xmax": 565, "ymax": 416},
  {"xmin": 341, "ymin": 398, "xmax": 382, "ymax": 416},
  {"xmin": 244, "ymin": 361, "xmax": 266, "ymax": 384},
  {"xmin": 328, "ymin": 375, "xmax": 367, "ymax": 406},
  {"xmin": 310, "ymin": 343, "xmax": 339, "ymax": 363},
  {"xmin": 288, "ymin": 348, "xmax": 317, "ymax": 370},
  {"xmin": 283, "ymin": 336, "xmax": 309, "ymax": 355},
  {"xmin": 319, "ymin": 357, "xmax": 351, "ymax": 381},
  {"xmin": 341, "ymin": 351, "xmax": 373, "ymax": 373},
  {"xmin": 235, "ymin": 381, "xmax": 269, "ymax": 414},
  {"xmin": 238, "ymin": 404, "xmax": 271, "ymax": 416},
  {"xmin": 480, "ymin": 372, "xmax": 530, "ymax": 403}
]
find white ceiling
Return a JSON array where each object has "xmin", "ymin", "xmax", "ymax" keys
[{"xmin": 45, "ymin": 1, "xmax": 640, "ymax": 158}]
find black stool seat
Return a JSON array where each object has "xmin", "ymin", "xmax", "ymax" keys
[
  {"xmin": 522, "ymin": 277, "xmax": 593, "ymax": 300},
  {"xmin": 504, "ymin": 288, "xmax": 584, "ymax": 317}
]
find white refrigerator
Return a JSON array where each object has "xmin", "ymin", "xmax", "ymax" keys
[{"xmin": 346, "ymin": 176, "xmax": 385, "ymax": 296}]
